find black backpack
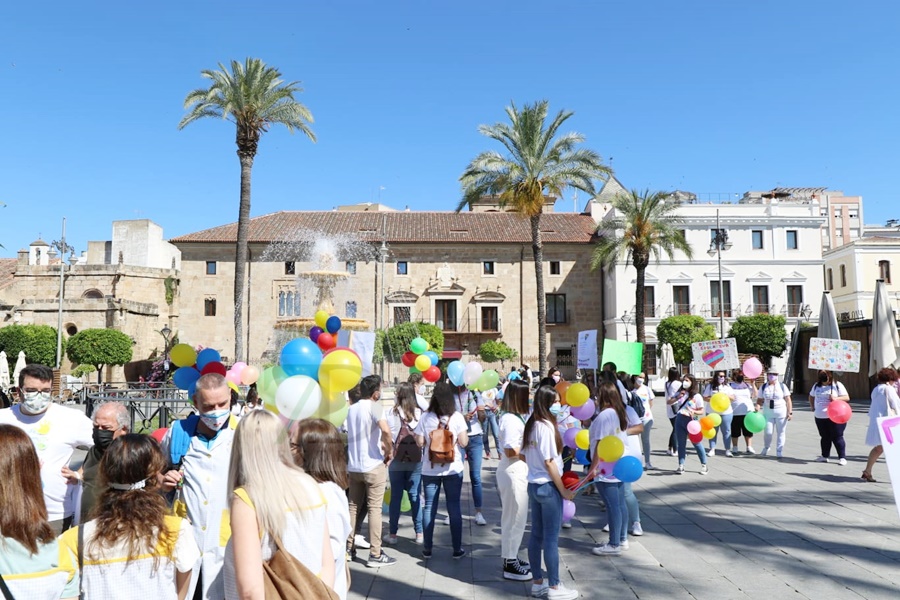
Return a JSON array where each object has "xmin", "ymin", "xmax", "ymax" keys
[
  {"xmin": 627, "ymin": 390, "xmax": 646, "ymax": 419},
  {"xmin": 394, "ymin": 416, "xmax": 422, "ymax": 464}
]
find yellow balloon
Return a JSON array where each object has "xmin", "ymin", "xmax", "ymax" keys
[
  {"xmin": 575, "ymin": 429, "xmax": 591, "ymax": 450},
  {"xmin": 710, "ymin": 392, "xmax": 730, "ymax": 413},
  {"xmin": 170, "ymin": 344, "xmax": 197, "ymax": 368},
  {"xmin": 318, "ymin": 350, "xmax": 363, "ymax": 393},
  {"xmin": 708, "ymin": 413, "xmax": 722, "ymax": 427},
  {"xmin": 596, "ymin": 435, "xmax": 625, "ymax": 462},
  {"xmin": 314, "ymin": 310, "xmax": 330, "ymax": 329},
  {"xmin": 414, "ymin": 354, "xmax": 432, "ymax": 372},
  {"xmin": 567, "ymin": 383, "xmax": 590, "ymax": 407},
  {"xmin": 384, "ymin": 488, "xmax": 392, "ymax": 504},
  {"xmin": 703, "ymin": 427, "xmax": 717, "ymax": 439}
]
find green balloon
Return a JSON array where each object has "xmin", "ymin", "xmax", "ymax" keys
[
  {"xmin": 745, "ymin": 411, "xmax": 766, "ymax": 434},
  {"xmin": 410, "ymin": 337, "xmax": 428, "ymax": 355},
  {"xmin": 481, "ymin": 369, "xmax": 499, "ymax": 390}
]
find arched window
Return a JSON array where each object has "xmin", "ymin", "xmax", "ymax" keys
[
  {"xmin": 880, "ymin": 260, "xmax": 892, "ymax": 284},
  {"xmin": 82, "ymin": 289, "xmax": 104, "ymax": 299},
  {"xmin": 278, "ymin": 291, "xmax": 301, "ymax": 317},
  {"xmin": 826, "ymin": 268, "xmax": 833, "ymax": 291},
  {"xmin": 840, "ymin": 264, "xmax": 847, "ymax": 287},
  {"xmin": 346, "ymin": 301, "xmax": 358, "ymax": 318}
]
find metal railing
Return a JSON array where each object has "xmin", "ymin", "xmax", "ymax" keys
[{"xmin": 86, "ymin": 384, "xmax": 194, "ymax": 433}]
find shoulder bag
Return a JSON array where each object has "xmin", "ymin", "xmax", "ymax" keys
[{"xmin": 262, "ymin": 536, "xmax": 340, "ymax": 600}]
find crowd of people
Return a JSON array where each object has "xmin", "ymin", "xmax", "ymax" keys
[{"xmin": 1, "ymin": 359, "xmax": 898, "ymax": 599}]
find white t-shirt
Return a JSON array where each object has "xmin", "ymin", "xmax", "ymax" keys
[
  {"xmin": 665, "ymin": 380, "xmax": 682, "ymax": 419},
  {"xmin": 758, "ymin": 380, "xmax": 791, "ymax": 414},
  {"xmin": 415, "ymin": 393, "xmax": 430, "ymax": 412},
  {"xmin": 414, "ymin": 411, "xmax": 468, "ymax": 477},
  {"xmin": 633, "ymin": 384, "xmax": 654, "ymax": 423},
  {"xmin": 703, "ymin": 383, "xmax": 735, "ymax": 415},
  {"xmin": 523, "ymin": 420, "xmax": 563, "ymax": 484},
  {"xmin": 729, "ymin": 383, "xmax": 756, "ymax": 416},
  {"xmin": 319, "ymin": 481, "xmax": 351, "ymax": 600},
  {"xmin": 498, "ymin": 412, "xmax": 527, "ymax": 452},
  {"xmin": 0, "ymin": 403, "xmax": 94, "ymax": 520},
  {"xmin": 455, "ymin": 390, "xmax": 484, "ymax": 436},
  {"xmin": 385, "ymin": 407, "xmax": 421, "ymax": 442},
  {"xmin": 624, "ymin": 406, "xmax": 643, "ymax": 457},
  {"xmin": 809, "ymin": 382, "xmax": 849, "ymax": 419},
  {"xmin": 588, "ymin": 408, "xmax": 630, "ymax": 483},
  {"xmin": 346, "ymin": 399, "xmax": 386, "ymax": 473}
]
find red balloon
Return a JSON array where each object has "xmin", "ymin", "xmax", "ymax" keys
[
  {"xmin": 150, "ymin": 427, "xmax": 168, "ymax": 443},
  {"xmin": 561, "ymin": 471, "xmax": 581, "ymax": 489},
  {"xmin": 316, "ymin": 332, "xmax": 336, "ymax": 351},
  {"xmin": 689, "ymin": 431, "xmax": 703, "ymax": 445},
  {"xmin": 423, "ymin": 365, "xmax": 441, "ymax": 383},
  {"xmin": 200, "ymin": 361, "xmax": 228, "ymax": 377},
  {"xmin": 401, "ymin": 351, "xmax": 417, "ymax": 367},
  {"xmin": 827, "ymin": 400, "xmax": 852, "ymax": 424}
]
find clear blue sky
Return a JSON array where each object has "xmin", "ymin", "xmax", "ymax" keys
[{"xmin": 1, "ymin": 0, "xmax": 897, "ymax": 257}]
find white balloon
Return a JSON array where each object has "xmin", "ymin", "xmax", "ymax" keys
[
  {"xmin": 275, "ymin": 375, "xmax": 322, "ymax": 422},
  {"xmin": 463, "ymin": 362, "xmax": 483, "ymax": 386}
]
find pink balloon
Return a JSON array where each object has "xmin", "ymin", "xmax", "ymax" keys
[
  {"xmin": 570, "ymin": 399, "xmax": 595, "ymax": 421},
  {"xmin": 827, "ymin": 400, "xmax": 852, "ymax": 424},
  {"xmin": 562, "ymin": 499, "xmax": 576, "ymax": 522},
  {"xmin": 563, "ymin": 427, "xmax": 580, "ymax": 449},
  {"xmin": 687, "ymin": 420, "xmax": 701, "ymax": 435},
  {"xmin": 225, "ymin": 370, "xmax": 241, "ymax": 386},
  {"xmin": 231, "ymin": 362, "xmax": 247, "ymax": 376},
  {"xmin": 743, "ymin": 357, "xmax": 763, "ymax": 379}
]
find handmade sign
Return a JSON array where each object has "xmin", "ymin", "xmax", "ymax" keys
[
  {"xmin": 577, "ymin": 330, "xmax": 598, "ymax": 370},
  {"xmin": 691, "ymin": 338, "xmax": 739, "ymax": 373},
  {"xmin": 807, "ymin": 337, "xmax": 861, "ymax": 373},
  {"xmin": 600, "ymin": 339, "xmax": 644, "ymax": 375},
  {"xmin": 877, "ymin": 416, "xmax": 900, "ymax": 519}
]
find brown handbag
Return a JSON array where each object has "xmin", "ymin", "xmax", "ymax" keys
[{"xmin": 262, "ymin": 537, "xmax": 340, "ymax": 600}]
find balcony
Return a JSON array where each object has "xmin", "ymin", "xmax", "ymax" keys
[
  {"xmin": 750, "ymin": 304, "xmax": 775, "ymax": 315},
  {"xmin": 419, "ymin": 317, "xmax": 504, "ymax": 334},
  {"xmin": 666, "ymin": 304, "xmax": 695, "ymax": 316},
  {"xmin": 629, "ymin": 305, "xmax": 661, "ymax": 319},
  {"xmin": 783, "ymin": 303, "xmax": 808, "ymax": 318},
  {"xmin": 703, "ymin": 303, "xmax": 736, "ymax": 318}
]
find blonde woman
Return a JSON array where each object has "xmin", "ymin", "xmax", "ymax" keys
[{"xmin": 224, "ymin": 410, "xmax": 335, "ymax": 599}]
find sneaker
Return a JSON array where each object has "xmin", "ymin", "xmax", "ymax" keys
[
  {"xmin": 725, "ymin": 450, "xmax": 734, "ymax": 457},
  {"xmin": 547, "ymin": 583, "xmax": 579, "ymax": 600},
  {"xmin": 746, "ymin": 446, "xmax": 756, "ymax": 455},
  {"xmin": 452, "ymin": 549, "xmax": 467, "ymax": 560},
  {"xmin": 502, "ymin": 558, "xmax": 532, "ymax": 581},
  {"xmin": 561, "ymin": 521, "xmax": 572, "ymax": 529},
  {"xmin": 354, "ymin": 534, "xmax": 370, "ymax": 549},
  {"xmin": 475, "ymin": 512, "xmax": 487, "ymax": 526},
  {"xmin": 591, "ymin": 543, "xmax": 621, "ymax": 556},
  {"xmin": 441, "ymin": 516, "xmax": 450, "ymax": 525},
  {"xmin": 531, "ymin": 582, "xmax": 549, "ymax": 597},
  {"xmin": 700, "ymin": 464, "xmax": 709, "ymax": 475},
  {"xmin": 677, "ymin": 464, "xmax": 685, "ymax": 474},
  {"xmin": 644, "ymin": 463, "xmax": 655, "ymax": 470},
  {"xmin": 415, "ymin": 532, "xmax": 424, "ymax": 544},
  {"xmin": 839, "ymin": 458, "xmax": 847, "ymax": 466},
  {"xmin": 422, "ymin": 548, "xmax": 432, "ymax": 559},
  {"xmin": 761, "ymin": 447, "xmax": 769, "ymax": 456},
  {"xmin": 666, "ymin": 449, "xmax": 676, "ymax": 456},
  {"xmin": 518, "ymin": 558, "xmax": 531, "ymax": 570},
  {"xmin": 386, "ymin": 534, "xmax": 398, "ymax": 545},
  {"xmin": 816, "ymin": 456, "xmax": 829, "ymax": 463},
  {"xmin": 602, "ymin": 523, "xmax": 609, "ymax": 532},
  {"xmin": 708, "ymin": 448, "xmax": 716, "ymax": 457},
  {"xmin": 619, "ymin": 540, "xmax": 630, "ymax": 550},
  {"xmin": 630, "ymin": 522, "xmax": 644, "ymax": 536},
  {"xmin": 366, "ymin": 552, "xmax": 397, "ymax": 568}
]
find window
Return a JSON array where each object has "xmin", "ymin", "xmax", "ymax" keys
[
  {"xmin": 481, "ymin": 306, "xmax": 499, "ymax": 331},
  {"xmin": 786, "ymin": 230, "xmax": 798, "ymax": 250},
  {"xmin": 643, "ymin": 343, "xmax": 657, "ymax": 376},
  {"xmin": 752, "ymin": 230, "xmax": 764, "ymax": 250},
  {"xmin": 555, "ymin": 348, "xmax": 574, "ymax": 367},
  {"xmin": 278, "ymin": 291, "xmax": 301, "ymax": 317},
  {"xmin": 204, "ymin": 298, "xmax": 217, "ymax": 316},
  {"xmin": 546, "ymin": 294, "xmax": 567, "ymax": 324},
  {"xmin": 550, "ymin": 261, "xmax": 561, "ymax": 275},
  {"xmin": 284, "ymin": 261, "xmax": 295, "ymax": 275},
  {"xmin": 840, "ymin": 264, "xmax": 847, "ymax": 287},
  {"xmin": 435, "ymin": 299, "xmax": 457, "ymax": 331},
  {"xmin": 826, "ymin": 268, "xmax": 833, "ymax": 291},
  {"xmin": 880, "ymin": 260, "xmax": 891, "ymax": 284},
  {"xmin": 346, "ymin": 301, "xmax": 357, "ymax": 318},
  {"xmin": 393, "ymin": 306, "xmax": 411, "ymax": 325},
  {"xmin": 346, "ymin": 261, "xmax": 356, "ymax": 275},
  {"xmin": 710, "ymin": 281, "xmax": 732, "ymax": 317},
  {"xmin": 752, "ymin": 286, "xmax": 769, "ymax": 314},
  {"xmin": 787, "ymin": 285, "xmax": 803, "ymax": 317},
  {"xmin": 644, "ymin": 286, "xmax": 655, "ymax": 318},
  {"xmin": 673, "ymin": 286, "xmax": 690, "ymax": 315},
  {"xmin": 206, "ymin": 261, "xmax": 217, "ymax": 275},
  {"xmin": 483, "ymin": 261, "xmax": 495, "ymax": 275},
  {"xmin": 396, "ymin": 261, "xmax": 408, "ymax": 275}
]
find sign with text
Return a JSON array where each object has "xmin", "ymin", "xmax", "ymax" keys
[
  {"xmin": 808, "ymin": 337, "xmax": 862, "ymax": 373},
  {"xmin": 600, "ymin": 339, "xmax": 643, "ymax": 375},
  {"xmin": 577, "ymin": 330, "xmax": 598, "ymax": 370},
  {"xmin": 691, "ymin": 338, "xmax": 740, "ymax": 373}
]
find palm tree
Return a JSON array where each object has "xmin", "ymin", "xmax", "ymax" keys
[
  {"xmin": 458, "ymin": 101, "xmax": 610, "ymax": 376},
  {"xmin": 591, "ymin": 189, "xmax": 693, "ymax": 354},
  {"xmin": 179, "ymin": 58, "xmax": 315, "ymax": 362}
]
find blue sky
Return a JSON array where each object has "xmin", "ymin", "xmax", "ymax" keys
[{"xmin": 1, "ymin": 1, "xmax": 897, "ymax": 257}]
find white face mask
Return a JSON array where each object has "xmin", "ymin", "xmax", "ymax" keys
[
  {"xmin": 767, "ymin": 374, "xmax": 778, "ymax": 382},
  {"xmin": 200, "ymin": 410, "xmax": 230, "ymax": 431},
  {"xmin": 552, "ymin": 375, "xmax": 561, "ymax": 383},
  {"xmin": 635, "ymin": 378, "xmax": 644, "ymax": 386},
  {"xmin": 21, "ymin": 391, "xmax": 52, "ymax": 414},
  {"xmin": 682, "ymin": 380, "xmax": 691, "ymax": 390},
  {"xmin": 418, "ymin": 385, "xmax": 426, "ymax": 396}
]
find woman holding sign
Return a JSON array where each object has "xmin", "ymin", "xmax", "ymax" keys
[{"xmin": 808, "ymin": 370, "xmax": 850, "ymax": 465}]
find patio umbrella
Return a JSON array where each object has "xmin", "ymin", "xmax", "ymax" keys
[
  {"xmin": 12, "ymin": 351, "xmax": 26, "ymax": 388},
  {"xmin": 0, "ymin": 351, "xmax": 9, "ymax": 391},
  {"xmin": 869, "ymin": 280, "xmax": 900, "ymax": 376},
  {"xmin": 818, "ymin": 291, "xmax": 841, "ymax": 341},
  {"xmin": 660, "ymin": 343, "xmax": 675, "ymax": 371}
]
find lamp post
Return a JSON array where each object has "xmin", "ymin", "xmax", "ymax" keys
[
  {"xmin": 51, "ymin": 218, "xmax": 74, "ymax": 369},
  {"xmin": 707, "ymin": 209, "xmax": 732, "ymax": 339},
  {"xmin": 621, "ymin": 312, "xmax": 632, "ymax": 342},
  {"xmin": 159, "ymin": 325, "xmax": 172, "ymax": 373},
  {"xmin": 800, "ymin": 305, "xmax": 812, "ymax": 322}
]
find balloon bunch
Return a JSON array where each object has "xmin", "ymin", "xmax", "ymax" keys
[
  {"xmin": 446, "ymin": 360, "xmax": 501, "ymax": 391},
  {"xmin": 687, "ymin": 414, "xmax": 722, "ymax": 444},
  {"xmin": 400, "ymin": 337, "xmax": 442, "ymax": 383},
  {"xmin": 171, "ymin": 345, "xmax": 238, "ymax": 397},
  {"xmin": 740, "ymin": 357, "xmax": 766, "ymax": 433},
  {"xmin": 309, "ymin": 310, "xmax": 343, "ymax": 352},
  {"xmin": 563, "ymin": 429, "xmax": 643, "ymax": 484},
  {"xmin": 557, "ymin": 381, "xmax": 596, "ymax": 467}
]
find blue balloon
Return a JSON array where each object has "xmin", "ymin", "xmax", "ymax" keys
[
  {"xmin": 447, "ymin": 361, "xmax": 465, "ymax": 386},
  {"xmin": 280, "ymin": 338, "xmax": 323, "ymax": 379},
  {"xmin": 196, "ymin": 348, "xmax": 221, "ymax": 371},
  {"xmin": 574, "ymin": 448, "xmax": 590, "ymax": 465},
  {"xmin": 173, "ymin": 366, "xmax": 200, "ymax": 390},
  {"xmin": 612, "ymin": 455, "xmax": 643, "ymax": 483},
  {"xmin": 188, "ymin": 380, "xmax": 197, "ymax": 400},
  {"xmin": 326, "ymin": 315, "xmax": 342, "ymax": 334},
  {"xmin": 425, "ymin": 351, "xmax": 440, "ymax": 367}
]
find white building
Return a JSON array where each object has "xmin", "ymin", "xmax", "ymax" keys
[{"xmin": 823, "ymin": 236, "xmax": 900, "ymax": 320}]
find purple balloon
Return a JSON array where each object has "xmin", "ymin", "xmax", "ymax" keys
[
  {"xmin": 570, "ymin": 399, "xmax": 595, "ymax": 421},
  {"xmin": 563, "ymin": 427, "xmax": 580, "ymax": 450},
  {"xmin": 562, "ymin": 499, "xmax": 576, "ymax": 522},
  {"xmin": 309, "ymin": 326, "xmax": 324, "ymax": 343}
]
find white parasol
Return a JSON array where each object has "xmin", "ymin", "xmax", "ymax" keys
[
  {"xmin": 818, "ymin": 291, "xmax": 841, "ymax": 341},
  {"xmin": 0, "ymin": 351, "xmax": 9, "ymax": 391},
  {"xmin": 869, "ymin": 280, "xmax": 900, "ymax": 376},
  {"xmin": 660, "ymin": 342, "xmax": 676, "ymax": 371},
  {"xmin": 12, "ymin": 351, "xmax": 26, "ymax": 388}
]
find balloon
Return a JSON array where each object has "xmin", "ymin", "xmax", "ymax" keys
[
  {"xmin": 318, "ymin": 348, "xmax": 363, "ymax": 393},
  {"xmin": 196, "ymin": 348, "xmax": 221, "ymax": 371},
  {"xmin": 566, "ymin": 383, "xmax": 590, "ymax": 407},
  {"xmin": 463, "ymin": 362, "xmax": 483, "ymax": 386},
  {"xmin": 561, "ymin": 471, "xmax": 581, "ymax": 488},
  {"xmin": 595, "ymin": 461, "xmax": 616, "ymax": 477},
  {"xmin": 188, "ymin": 381, "xmax": 197, "ymax": 399},
  {"xmin": 231, "ymin": 361, "xmax": 247, "ymax": 374},
  {"xmin": 409, "ymin": 366, "xmax": 421, "ymax": 375},
  {"xmin": 409, "ymin": 337, "xmax": 428, "ymax": 355},
  {"xmin": 575, "ymin": 429, "xmax": 590, "ymax": 450},
  {"xmin": 225, "ymin": 369, "xmax": 241, "ymax": 386},
  {"xmin": 689, "ymin": 431, "xmax": 704, "ymax": 444},
  {"xmin": 425, "ymin": 351, "xmax": 440, "ymax": 366},
  {"xmin": 702, "ymin": 428, "xmax": 717, "ymax": 439},
  {"xmin": 227, "ymin": 381, "xmax": 240, "ymax": 394},
  {"xmin": 562, "ymin": 499, "xmax": 576, "ymax": 522},
  {"xmin": 316, "ymin": 332, "xmax": 337, "ymax": 352},
  {"xmin": 745, "ymin": 411, "xmax": 766, "ymax": 433},
  {"xmin": 173, "ymin": 366, "xmax": 200, "ymax": 390},
  {"xmin": 423, "ymin": 365, "xmax": 441, "ymax": 383},
  {"xmin": 309, "ymin": 326, "xmax": 324, "ymax": 343},
  {"xmin": 200, "ymin": 361, "xmax": 227, "ymax": 377},
  {"xmin": 326, "ymin": 315, "xmax": 342, "ymax": 334},
  {"xmin": 415, "ymin": 354, "xmax": 432, "ymax": 372},
  {"xmin": 400, "ymin": 491, "xmax": 412, "ymax": 513},
  {"xmin": 613, "ymin": 456, "xmax": 643, "ymax": 483},
  {"xmin": 563, "ymin": 427, "xmax": 580, "ymax": 449},
  {"xmin": 170, "ymin": 344, "xmax": 197, "ymax": 368},
  {"xmin": 312, "ymin": 387, "xmax": 350, "ymax": 427},
  {"xmin": 258, "ymin": 366, "xmax": 289, "ymax": 411},
  {"xmin": 570, "ymin": 399, "xmax": 595, "ymax": 421},
  {"xmin": 150, "ymin": 427, "xmax": 168, "ymax": 443},
  {"xmin": 699, "ymin": 416, "xmax": 715, "ymax": 431},
  {"xmin": 710, "ymin": 392, "xmax": 731, "ymax": 413},
  {"xmin": 481, "ymin": 370, "xmax": 499, "ymax": 390},
  {"xmin": 687, "ymin": 420, "xmax": 701, "ymax": 435},
  {"xmin": 743, "ymin": 357, "xmax": 763, "ymax": 379},
  {"xmin": 828, "ymin": 400, "xmax": 852, "ymax": 424},
  {"xmin": 280, "ymin": 338, "xmax": 323, "ymax": 379},
  {"xmin": 447, "ymin": 361, "xmax": 465, "ymax": 386},
  {"xmin": 314, "ymin": 310, "xmax": 329, "ymax": 329},
  {"xmin": 597, "ymin": 436, "xmax": 625, "ymax": 462},
  {"xmin": 275, "ymin": 375, "xmax": 322, "ymax": 422},
  {"xmin": 555, "ymin": 381, "xmax": 571, "ymax": 404},
  {"xmin": 401, "ymin": 352, "xmax": 417, "ymax": 367},
  {"xmin": 708, "ymin": 413, "xmax": 722, "ymax": 427},
  {"xmin": 241, "ymin": 365, "xmax": 260, "ymax": 385},
  {"xmin": 574, "ymin": 448, "xmax": 590, "ymax": 465}
]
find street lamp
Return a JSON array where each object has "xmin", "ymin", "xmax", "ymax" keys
[
  {"xmin": 707, "ymin": 209, "xmax": 733, "ymax": 340},
  {"xmin": 51, "ymin": 218, "xmax": 74, "ymax": 369},
  {"xmin": 620, "ymin": 312, "xmax": 632, "ymax": 342},
  {"xmin": 800, "ymin": 305, "xmax": 812, "ymax": 322},
  {"xmin": 159, "ymin": 325, "xmax": 172, "ymax": 373}
]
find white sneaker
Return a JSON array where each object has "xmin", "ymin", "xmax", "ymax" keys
[
  {"xmin": 386, "ymin": 534, "xmax": 398, "ymax": 545},
  {"xmin": 547, "ymin": 583, "xmax": 578, "ymax": 600},
  {"xmin": 630, "ymin": 522, "xmax": 643, "ymax": 536},
  {"xmin": 839, "ymin": 458, "xmax": 847, "ymax": 466},
  {"xmin": 700, "ymin": 464, "xmax": 709, "ymax": 475},
  {"xmin": 816, "ymin": 456, "xmax": 829, "ymax": 463},
  {"xmin": 441, "ymin": 516, "xmax": 450, "ymax": 525},
  {"xmin": 602, "ymin": 523, "xmax": 609, "ymax": 532},
  {"xmin": 475, "ymin": 512, "xmax": 487, "ymax": 526},
  {"xmin": 531, "ymin": 582, "xmax": 549, "ymax": 597},
  {"xmin": 561, "ymin": 521, "xmax": 572, "ymax": 529},
  {"xmin": 746, "ymin": 446, "xmax": 756, "ymax": 455},
  {"xmin": 619, "ymin": 540, "xmax": 630, "ymax": 550},
  {"xmin": 708, "ymin": 448, "xmax": 716, "ymax": 457},
  {"xmin": 591, "ymin": 543, "xmax": 621, "ymax": 556},
  {"xmin": 725, "ymin": 450, "xmax": 734, "ymax": 457},
  {"xmin": 677, "ymin": 464, "xmax": 685, "ymax": 474},
  {"xmin": 354, "ymin": 535, "xmax": 370, "ymax": 549}
]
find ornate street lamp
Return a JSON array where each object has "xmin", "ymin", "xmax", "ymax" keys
[
  {"xmin": 621, "ymin": 312, "xmax": 633, "ymax": 342},
  {"xmin": 707, "ymin": 209, "xmax": 733, "ymax": 339},
  {"xmin": 159, "ymin": 325, "xmax": 172, "ymax": 372}
]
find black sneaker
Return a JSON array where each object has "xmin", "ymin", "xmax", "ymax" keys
[
  {"xmin": 422, "ymin": 548, "xmax": 432, "ymax": 559},
  {"xmin": 452, "ymin": 549, "xmax": 467, "ymax": 560},
  {"xmin": 503, "ymin": 558, "xmax": 532, "ymax": 581},
  {"xmin": 366, "ymin": 552, "xmax": 397, "ymax": 568}
]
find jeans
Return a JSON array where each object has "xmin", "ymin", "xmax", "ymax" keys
[
  {"xmin": 422, "ymin": 472, "xmax": 463, "ymax": 553},
  {"xmin": 347, "ymin": 463, "xmax": 387, "ymax": 557},
  {"xmin": 388, "ymin": 461, "xmax": 423, "ymax": 535},
  {"xmin": 482, "ymin": 411, "xmax": 500, "ymax": 455},
  {"xmin": 464, "ymin": 435, "xmax": 484, "ymax": 509},
  {"xmin": 763, "ymin": 410, "xmax": 788, "ymax": 456},
  {"xmin": 496, "ymin": 457, "xmax": 528, "ymax": 560},
  {"xmin": 527, "ymin": 482, "xmax": 563, "ymax": 586},
  {"xmin": 668, "ymin": 416, "xmax": 677, "ymax": 452},
  {"xmin": 675, "ymin": 414, "xmax": 708, "ymax": 465},
  {"xmin": 596, "ymin": 481, "xmax": 627, "ymax": 546},
  {"xmin": 640, "ymin": 419, "xmax": 653, "ymax": 465},
  {"xmin": 709, "ymin": 413, "xmax": 734, "ymax": 452},
  {"xmin": 815, "ymin": 417, "xmax": 847, "ymax": 459},
  {"xmin": 624, "ymin": 481, "xmax": 640, "ymax": 526}
]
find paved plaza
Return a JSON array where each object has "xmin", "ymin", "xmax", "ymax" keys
[{"xmin": 347, "ymin": 400, "xmax": 900, "ymax": 600}]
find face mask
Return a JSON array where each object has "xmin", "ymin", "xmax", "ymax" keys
[
  {"xmin": 682, "ymin": 381, "xmax": 691, "ymax": 390},
  {"xmin": 21, "ymin": 391, "xmax": 52, "ymax": 414},
  {"xmin": 92, "ymin": 428, "xmax": 116, "ymax": 452},
  {"xmin": 200, "ymin": 410, "xmax": 230, "ymax": 432},
  {"xmin": 635, "ymin": 378, "xmax": 644, "ymax": 386},
  {"xmin": 734, "ymin": 375, "xmax": 744, "ymax": 383},
  {"xmin": 552, "ymin": 375, "xmax": 561, "ymax": 383},
  {"xmin": 717, "ymin": 376, "xmax": 726, "ymax": 383},
  {"xmin": 418, "ymin": 386, "xmax": 426, "ymax": 396},
  {"xmin": 768, "ymin": 374, "xmax": 778, "ymax": 382},
  {"xmin": 818, "ymin": 373, "xmax": 829, "ymax": 384},
  {"xmin": 549, "ymin": 402, "xmax": 561, "ymax": 416}
]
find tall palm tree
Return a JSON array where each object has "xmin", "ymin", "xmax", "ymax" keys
[
  {"xmin": 179, "ymin": 58, "xmax": 315, "ymax": 362},
  {"xmin": 591, "ymin": 189, "xmax": 693, "ymax": 355},
  {"xmin": 458, "ymin": 101, "xmax": 610, "ymax": 376}
]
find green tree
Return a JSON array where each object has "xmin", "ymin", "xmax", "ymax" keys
[
  {"xmin": 656, "ymin": 315, "xmax": 717, "ymax": 365},
  {"xmin": 179, "ymin": 58, "xmax": 316, "ymax": 362},
  {"xmin": 728, "ymin": 314, "xmax": 788, "ymax": 367},
  {"xmin": 591, "ymin": 190, "xmax": 693, "ymax": 361},
  {"xmin": 0, "ymin": 325, "xmax": 65, "ymax": 371},
  {"xmin": 66, "ymin": 329, "xmax": 134, "ymax": 384},
  {"xmin": 382, "ymin": 322, "xmax": 444, "ymax": 362},
  {"xmin": 478, "ymin": 340, "xmax": 519, "ymax": 365},
  {"xmin": 458, "ymin": 101, "xmax": 610, "ymax": 376}
]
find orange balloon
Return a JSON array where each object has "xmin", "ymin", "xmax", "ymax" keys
[
  {"xmin": 555, "ymin": 381, "xmax": 571, "ymax": 405},
  {"xmin": 699, "ymin": 416, "xmax": 715, "ymax": 431}
]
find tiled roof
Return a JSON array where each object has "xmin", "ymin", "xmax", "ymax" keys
[
  {"xmin": 0, "ymin": 259, "xmax": 16, "ymax": 291},
  {"xmin": 170, "ymin": 211, "xmax": 599, "ymax": 245}
]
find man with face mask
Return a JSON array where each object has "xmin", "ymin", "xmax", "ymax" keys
[{"xmin": 0, "ymin": 363, "xmax": 94, "ymax": 534}]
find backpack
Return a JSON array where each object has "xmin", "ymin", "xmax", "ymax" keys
[
  {"xmin": 394, "ymin": 415, "xmax": 422, "ymax": 464},
  {"xmin": 627, "ymin": 390, "xmax": 646, "ymax": 419},
  {"xmin": 428, "ymin": 418, "xmax": 455, "ymax": 467}
]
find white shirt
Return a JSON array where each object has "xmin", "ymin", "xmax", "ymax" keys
[
  {"xmin": 319, "ymin": 481, "xmax": 351, "ymax": 600},
  {"xmin": 455, "ymin": 390, "xmax": 483, "ymax": 436},
  {"xmin": 703, "ymin": 383, "xmax": 735, "ymax": 415},
  {"xmin": 665, "ymin": 380, "xmax": 682, "ymax": 419},
  {"xmin": 633, "ymin": 384, "xmax": 654, "ymax": 423},
  {"xmin": 414, "ymin": 411, "xmax": 468, "ymax": 477},
  {"xmin": 385, "ymin": 407, "xmax": 421, "ymax": 442},
  {"xmin": 346, "ymin": 399, "xmax": 386, "ymax": 473},
  {"xmin": 415, "ymin": 393, "xmax": 430, "ymax": 412},
  {"xmin": 523, "ymin": 420, "xmax": 563, "ymax": 484},
  {"xmin": 0, "ymin": 403, "xmax": 93, "ymax": 520},
  {"xmin": 729, "ymin": 383, "xmax": 756, "ymax": 415},
  {"xmin": 758, "ymin": 380, "xmax": 791, "ymax": 414},
  {"xmin": 588, "ymin": 408, "xmax": 630, "ymax": 483},
  {"xmin": 809, "ymin": 382, "xmax": 848, "ymax": 419},
  {"xmin": 499, "ymin": 412, "xmax": 527, "ymax": 451}
]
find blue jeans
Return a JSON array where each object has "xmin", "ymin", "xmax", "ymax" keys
[
  {"xmin": 464, "ymin": 435, "xmax": 484, "ymax": 509},
  {"xmin": 422, "ymin": 472, "xmax": 463, "ymax": 553},
  {"xmin": 482, "ymin": 411, "xmax": 500, "ymax": 455},
  {"xmin": 709, "ymin": 413, "xmax": 734, "ymax": 452},
  {"xmin": 596, "ymin": 481, "xmax": 627, "ymax": 546},
  {"xmin": 388, "ymin": 461, "xmax": 423, "ymax": 535},
  {"xmin": 675, "ymin": 413, "xmax": 708, "ymax": 465},
  {"xmin": 623, "ymin": 481, "xmax": 640, "ymax": 526},
  {"xmin": 527, "ymin": 482, "xmax": 563, "ymax": 586}
]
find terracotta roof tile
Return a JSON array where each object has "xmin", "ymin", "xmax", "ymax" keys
[
  {"xmin": 0, "ymin": 258, "xmax": 16, "ymax": 291},
  {"xmin": 170, "ymin": 211, "xmax": 599, "ymax": 245}
]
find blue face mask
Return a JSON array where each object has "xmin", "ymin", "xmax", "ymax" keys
[
  {"xmin": 549, "ymin": 402, "xmax": 561, "ymax": 416},
  {"xmin": 200, "ymin": 410, "xmax": 230, "ymax": 431}
]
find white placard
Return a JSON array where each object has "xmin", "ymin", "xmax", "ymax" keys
[{"xmin": 577, "ymin": 330, "xmax": 598, "ymax": 370}]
